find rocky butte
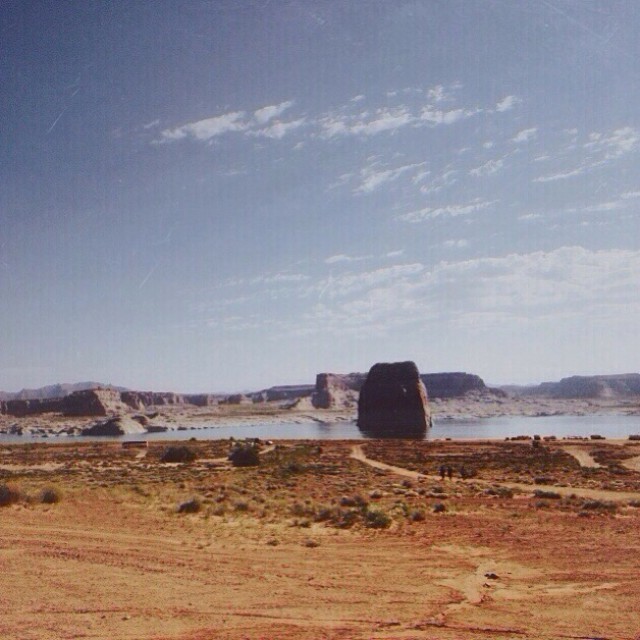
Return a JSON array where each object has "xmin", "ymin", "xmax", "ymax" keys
[{"xmin": 357, "ymin": 361, "xmax": 431, "ymax": 438}]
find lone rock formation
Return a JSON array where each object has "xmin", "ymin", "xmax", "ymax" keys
[{"xmin": 357, "ymin": 361, "xmax": 431, "ymax": 438}]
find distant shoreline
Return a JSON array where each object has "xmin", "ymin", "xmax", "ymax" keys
[{"xmin": 1, "ymin": 396, "xmax": 639, "ymax": 442}]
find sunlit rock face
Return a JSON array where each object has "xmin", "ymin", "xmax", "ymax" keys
[{"xmin": 357, "ymin": 361, "xmax": 431, "ymax": 438}]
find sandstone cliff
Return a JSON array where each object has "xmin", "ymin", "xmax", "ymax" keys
[{"xmin": 311, "ymin": 373, "xmax": 363, "ymax": 409}]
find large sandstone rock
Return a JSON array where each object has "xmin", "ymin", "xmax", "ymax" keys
[
  {"xmin": 357, "ymin": 361, "xmax": 431, "ymax": 437},
  {"xmin": 81, "ymin": 415, "xmax": 147, "ymax": 436}
]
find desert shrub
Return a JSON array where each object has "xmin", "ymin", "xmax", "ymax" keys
[
  {"xmin": 40, "ymin": 487, "xmax": 62, "ymax": 504},
  {"xmin": 0, "ymin": 484, "xmax": 21, "ymax": 507},
  {"xmin": 291, "ymin": 502, "xmax": 316, "ymax": 518},
  {"xmin": 178, "ymin": 498, "xmax": 201, "ymax": 514},
  {"xmin": 533, "ymin": 489, "xmax": 561, "ymax": 500},
  {"xmin": 410, "ymin": 509, "xmax": 426, "ymax": 522},
  {"xmin": 314, "ymin": 506, "xmax": 335, "ymax": 522},
  {"xmin": 364, "ymin": 508, "xmax": 391, "ymax": 529},
  {"xmin": 333, "ymin": 508, "xmax": 359, "ymax": 529},
  {"xmin": 233, "ymin": 500, "xmax": 250, "ymax": 512},
  {"xmin": 485, "ymin": 486, "xmax": 513, "ymax": 499},
  {"xmin": 161, "ymin": 446, "xmax": 197, "ymax": 463},
  {"xmin": 293, "ymin": 518, "xmax": 311, "ymax": 528},
  {"xmin": 228, "ymin": 443, "xmax": 260, "ymax": 467},
  {"xmin": 433, "ymin": 502, "xmax": 446, "ymax": 513},
  {"xmin": 581, "ymin": 499, "xmax": 617, "ymax": 513},
  {"xmin": 340, "ymin": 494, "xmax": 367, "ymax": 508}
]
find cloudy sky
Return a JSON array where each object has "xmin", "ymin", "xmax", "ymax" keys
[{"xmin": 2, "ymin": 1, "xmax": 640, "ymax": 392}]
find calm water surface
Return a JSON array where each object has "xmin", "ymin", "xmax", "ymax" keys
[{"xmin": 2, "ymin": 414, "xmax": 639, "ymax": 444}]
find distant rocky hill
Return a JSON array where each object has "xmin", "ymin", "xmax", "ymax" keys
[
  {"xmin": 0, "ymin": 382, "xmax": 127, "ymax": 401},
  {"xmin": 517, "ymin": 374, "xmax": 640, "ymax": 399}
]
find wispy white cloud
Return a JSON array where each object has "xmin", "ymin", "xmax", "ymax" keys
[
  {"xmin": 159, "ymin": 111, "xmax": 247, "ymax": 142},
  {"xmin": 324, "ymin": 254, "xmax": 370, "ymax": 264},
  {"xmin": 567, "ymin": 201, "xmax": 625, "ymax": 214},
  {"xmin": 204, "ymin": 247, "xmax": 640, "ymax": 339},
  {"xmin": 427, "ymin": 85, "xmax": 453, "ymax": 103},
  {"xmin": 533, "ymin": 167, "xmax": 585, "ymax": 183},
  {"xmin": 400, "ymin": 198, "xmax": 494, "ymax": 222},
  {"xmin": 318, "ymin": 107, "xmax": 415, "ymax": 138},
  {"xmin": 284, "ymin": 246, "xmax": 640, "ymax": 337},
  {"xmin": 249, "ymin": 118, "xmax": 306, "ymax": 139},
  {"xmin": 420, "ymin": 106, "xmax": 477, "ymax": 126},
  {"xmin": 351, "ymin": 107, "xmax": 414, "ymax": 136},
  {"xmin": 443, "ymin": 239, "xmax": 469, "ymax": 248},
  {"xmin": 519, "ymin": 212, "xmax": 542, "ymax": 220},
  {"xmin": 495, "ymin": 95, "xmax": 522, "ymax": 112},
  {"xmin": 584, "ymin": 126, "xmax": 639, "ymax": 158},
  {"xmin": 533, "ymin": 126, "xmax": 640, "ymax": 182},
  {"xmin": 355, "ymin": 161, "xmax": 426, "ymax": 194},
  {"xmin": 512, "ymin": 127, "xmax": 538, "ymax": 143},
  {"xmin": 469, "ymin": 158, "xmax": 504, "ymax": 177},
  {"xmin": 253, "ymin": 100, "xmax": 294, "ymax": 125},
  {"xmin": 419, "ymin": 169, "xmax": 458, "ymax": 194}
]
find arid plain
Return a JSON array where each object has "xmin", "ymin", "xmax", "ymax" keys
[{"xmin": 2, "ymin": 417, "xmax": 640, "ymax": 640}]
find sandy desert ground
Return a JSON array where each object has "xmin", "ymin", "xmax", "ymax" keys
[{"xmin": 2, "ymin": 437, "xmax": 640, "ymax": 640}]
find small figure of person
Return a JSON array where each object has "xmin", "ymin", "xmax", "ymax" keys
[
  {"xmin": 447, "ymin": 465, "xmax": 453, "ymax": 480},
  {"xmin": 439, "ymin": 464, "xmax": 446, "ymax": 480}
]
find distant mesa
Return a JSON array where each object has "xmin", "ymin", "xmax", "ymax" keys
[
  {"xmin": 357, "ymin": 361, "xmax": 431, "ymax": 438},
  {"xmin": 508, "ymin": 374, "xmax": 640, "ymax": 399},
  {"xmin": 421, "ymin": 372, "xmax": 502, "ymax": 398}
]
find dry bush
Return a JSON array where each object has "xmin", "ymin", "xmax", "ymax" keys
[
  {"xmin": 0, "ymin": 484, "xmax": 22, "ymax": 507},
  {"xmin": 161, "ymin": 446, "xmax": 197, "ymax": 463},
  {"xmin": 178, "ymin": 498, "xmax": 201, "ymax": 514},
  {"xmin": 40, "ymin": 487, "xmax": 62, "ymax": 504},
  {"xmin": 228, "ymin": 443, "xmax": 260, "ymax": 467}
]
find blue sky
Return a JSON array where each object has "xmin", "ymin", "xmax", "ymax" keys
[{"xmin": 2, "ymin": 1, "xmax": 639, "ymax": 392}]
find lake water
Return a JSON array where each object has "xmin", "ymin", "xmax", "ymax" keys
[{"xmin": 2, "ymin": 414, "xmax": 639, "ymax": 444}]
